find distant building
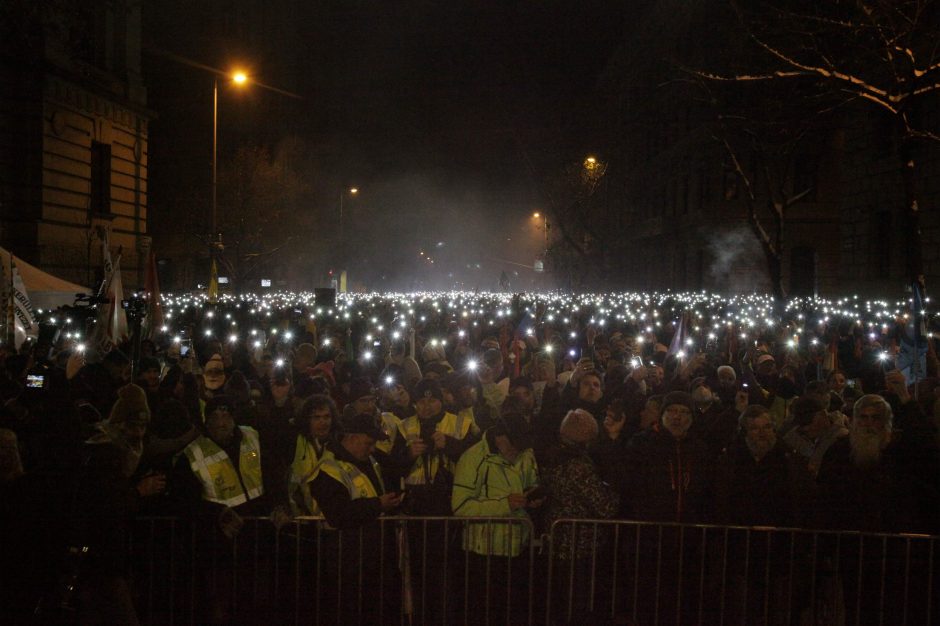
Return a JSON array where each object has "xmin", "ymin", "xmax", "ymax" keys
[
  {"xmin": 0, "ymin": 2, "xmax": 150, "ymax": 292},
  {"xmin": 588, "ymin": 2, "xmax": 939, "ymax": 298}
]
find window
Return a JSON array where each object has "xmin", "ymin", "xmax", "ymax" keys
[{"xmin": 90, "ymin": 141, "xmax": 112, "ymax": 215}]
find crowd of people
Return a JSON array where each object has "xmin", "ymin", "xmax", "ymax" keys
[{"xmin": 0, "ymin": 290, "xmax": 938, "ymax": 624}]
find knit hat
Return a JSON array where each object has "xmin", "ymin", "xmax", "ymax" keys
[
  {"xmin": 205, "ymin": 394, "xmax": 234, "ymax": 418},
  {"xmin": 414, "ymin": 378, "xmax": 444, "ymax": 402},
  {"xmin": 109, "ymin": 384, "xmax": 151, "ymax": 425},
  {"xmin": 661, "ymin": 391, "xmax": 693, "ymax": 416},
  {"xmin": 341, "ymin": 412, "xmax": 388, "ymax": 440},
  {"xmin": 559, "ymin": 409, "xmax": 598, "ymax": 445}
]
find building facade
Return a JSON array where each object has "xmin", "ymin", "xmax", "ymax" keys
[{"xmin": 0, "ymin": 1, "xmax": 150, "ymax": 292}]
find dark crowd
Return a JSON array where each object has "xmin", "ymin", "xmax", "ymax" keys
[{"xmin": 1, "ymin": 291, "xmax": 938, "ymax": 625}]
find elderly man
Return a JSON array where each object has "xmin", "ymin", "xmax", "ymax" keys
[
  {"xmin": 624, "ymin": 391, "xmax": 714, "ymax": 523},
  {"xmin": 783, "ymin": 395, "xmax": 847, "ymax": 477},
  {"xmin": 814, "ymin": 372, "xmax": 939, "ymax": 626},
  {"xmin": 714, "ymin": 405, "xmax": 801, "ymax": 526},
  {"xmin": 816, "ymin": 373, "xmax": 940, "ymax": 533}
]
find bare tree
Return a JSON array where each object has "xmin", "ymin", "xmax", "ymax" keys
[{"xmin": 697, "ymin": 0, "xmax": 940, "ymax": 286}]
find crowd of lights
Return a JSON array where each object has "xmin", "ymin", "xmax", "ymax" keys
[{"xmin": 35, "ymin": 290, "xmax": 933, "ymax": 359}]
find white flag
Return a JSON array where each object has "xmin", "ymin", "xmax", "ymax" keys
[
  {"xmin": 91, "ymin": 245, "xmax": 128, "ymax": 359},
  {"xmin": 10, "ymin": 258, "xmax": 37, "ymax": 349}
]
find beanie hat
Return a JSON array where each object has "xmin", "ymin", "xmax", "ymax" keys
[
  {"xmin": 559, "ymin": 409, "xmax": 598, "ymax": 445},
  {"xmin": 661, "ymin": 391, "xmax": 693, "ymax": 416},
  {"xmin": 204, "ymin": 394, "xmax": 234, "ymax": 419},
  {"xmin": 414, "ymin": 378, "xmax": 444, "ymax": 402},
  {"xmin": 109, "ymin": 384, "xmax": 150, "ymax": 425}
]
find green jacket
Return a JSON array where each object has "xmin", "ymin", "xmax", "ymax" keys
[{"xmin": 451, "ymin": 433, "xmax": 539, "ymax": 557}]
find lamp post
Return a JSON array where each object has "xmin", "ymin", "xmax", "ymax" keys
[
  {"xmin": 532, "ymin": 211, "xmax": 548, "ymax": 252},
  {"xmin": 338, "ymin": 187, "xmax": 359, "ymax": 244},
  {"xmin": 212, "ymin": 71, "xmax": 248, "ymax": 244}
]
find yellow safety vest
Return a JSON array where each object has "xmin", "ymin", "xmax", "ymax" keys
[
  {"xmin": 287, "ymin": 434, "xmax": 333, "ymax": 515},
  {"xmin": 184, "ymin": 426, "xmax": 263, "ymax": 507},
  {"xmin": 374, "ymin": 412, "xmax": 402, "ymax": 455},
  {"xmin": 400, "ymin": 411, "xmax": 476, "ymax": 486},
  {"xmin": 317, "ymin": 456, "xmax": 384, "ymax": 499}
]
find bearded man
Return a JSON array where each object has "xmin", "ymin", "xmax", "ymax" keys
[
  {"xmin": 713, "ymin": 405, "xmax": 801, "ymax": 526},
  {"xmin": 816, "ymin": 371, "xmax": 940, "ymax": 533}
]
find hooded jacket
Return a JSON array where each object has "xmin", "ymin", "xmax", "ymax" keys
[{"xmin": 451, "ymin": 431, "xmax": 539, "ymax": 557}]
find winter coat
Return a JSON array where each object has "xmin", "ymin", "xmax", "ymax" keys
[
  {"xmin": 452, "ymin": 431, "xmax": 539, "ymax": 557},
  {"xmin": 623, "ymin": 425, "xmax": 715, "ymax": 524},
  {"xmin": 541, "ymin": 441, "xmax": 619, "ymax": 559}
]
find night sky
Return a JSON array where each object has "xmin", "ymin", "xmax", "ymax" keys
[{"xmin": 144, "ymin": 1, "xmax": 627, "ymax": 289}]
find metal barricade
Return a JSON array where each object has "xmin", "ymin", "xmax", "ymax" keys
[
  {"xmin": 544, "ymin": 519, "xmax": 939, "ymax": 626},
  {"xmin": 128, "ymin": 515, "xmax": 536, "ymax": 626}
]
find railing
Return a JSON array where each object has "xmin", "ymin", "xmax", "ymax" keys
[
  {"xmin": 545, "ymin": 519, "xmax": 938, "ymax": 626},
  {"xmin": 121, "ymin": 516, "xmax": 938, "ymax": 626}
]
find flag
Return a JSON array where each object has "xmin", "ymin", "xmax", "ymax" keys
[
  {"xmin": 143, "ymin": 252, "xmax": 163, "ymax": 339},
  {"xmin": 208, "ymin": 258, "xmax": 219, "ymax": 303},
  {"xmin": 10, "ymin": 258, "xmax": 38, "ymax": 349},
  {"xmin": 90, "ymin": 239, "xmax": 128, "ymax": 359},
  {"xmin": 668, "ymin": 313, "xmax": 688, "ymax": 356}
]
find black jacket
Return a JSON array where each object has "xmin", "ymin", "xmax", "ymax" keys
[
  {"xmin": 623, "ymin": 425, "xmax": 715, "ymax": 523},
  {"xmin": 308, "ymin": 441, "xmax": 385, "ymax": 530}
]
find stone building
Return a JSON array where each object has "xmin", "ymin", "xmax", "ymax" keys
[{"xmin": 0, "ymin": 2, "xmax": 150, "ymax": 292}]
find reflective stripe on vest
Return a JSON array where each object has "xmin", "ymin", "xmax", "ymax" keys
[
  {"xmin": 317, "ymin": 456, "xmax": 384, "ymax": 500},
  {"xmin": 184, "ymin": 426, "xmax": 264, "ymax": 507},
  {"xmin": 288, "ymin": 434, "xmax": 332, "ymax": 515},
  {"xmin": 401, "ymin": 412, "xmax": 473, "ymax": 485}
]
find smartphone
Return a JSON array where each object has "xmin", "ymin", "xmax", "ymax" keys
[
  {"xmin": 180, "ymin": 339, "xmax": 193, "ymax": 357},
  {"xmin": 742, "ymin": 382, "xmax": 749, "ymax": 389},
  {"xmin": 26, "ymin": 374, "xmax": 45, "ymax": 389}
]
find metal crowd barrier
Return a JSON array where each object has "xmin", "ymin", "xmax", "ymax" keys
[
  {"xmin": 544, "ymin": 519, "xmax": 939, "ymax": 626},
  {"xmin": 128, "ymin": 515, "xmax": 536, "ymax": 626},
  {"xmin": 126, "ymin": 516, "xmax": 939, "ymax": 626}
]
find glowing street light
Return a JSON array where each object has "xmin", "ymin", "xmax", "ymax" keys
[{"xmin": 213, "ymin": 71, "xmax": 250, "ymax": 240}]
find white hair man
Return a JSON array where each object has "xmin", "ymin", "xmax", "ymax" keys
[{"xmin": 815, "ymin": 372, "xmax": 940, "ymax": 533}]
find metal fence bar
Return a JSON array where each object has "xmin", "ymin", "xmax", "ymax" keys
[
  {"xmin": 167, "ymin": 519, "xmax": 175, "ymax": 626},
  {"xmin": 126, "ymin": 516, "xmax": 940, "ymax": 626},
  {"xmin": 698, "ymin": 527, "xmax": 706, "ymax": 625}
]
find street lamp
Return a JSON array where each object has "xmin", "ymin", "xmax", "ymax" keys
[
  {"xmin": 339, "ymin": 187, "xmax": 359, "ymax": 243},
  {"xmin": 532, "ymin": 211, "xmax": 548, "ymax": 251},
  {"xmin": 212, "ymin": 70, "xmax": 249, "ymax": 244}
]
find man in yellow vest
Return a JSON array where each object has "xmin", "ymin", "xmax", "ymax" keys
[
  {"xmin": 287, "ymin": 394, "xmax": 338, "ymax": 516},
  {"xmin": 400, "ymin": 378, "xmax": 480, "ymax": 515},
  {"xmin": 309, "ymin": 412, "xmax": 403, "ymax": 624},
  {"xmin": 398, "ymin": 378, "xmax": 481, "ymax": 623},
  {"xmin": 172, "ymin": 395, "xmax": 287, "ymax": 624},
  {"xmin": 343, "ymin": 377, "xmax": 409, "ymax": 485}
]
